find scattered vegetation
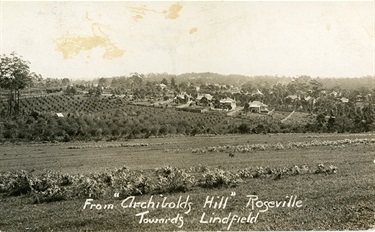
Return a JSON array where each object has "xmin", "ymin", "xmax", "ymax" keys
[
  {"xmin": 0, "ymin": 164, "xmax": 338, "ymax": 204},
  {"xmin": 189, "ymin": 138, "xmax": 375, "ymax": 154}
]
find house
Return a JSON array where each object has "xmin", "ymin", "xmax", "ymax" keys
[
  {"xmin": 196, "ymin": 93, "xmax": 214, "ymax": 101},
  {"xmin": 196, "ymin": 96, "xmax": 211, "ymax": 106},
  {"xmin": 340, "ymin": 97, "xmax": 349, "ymax": 103},
  {"xmin": 248, "ymin": 101, "xmax": 268, "ymax": 113},
  {"xmin": 330, "ymin": 91, "xmax": 339, "ymax": 97},
  {"xmin": 55, "ymin": 113, "xmax": 64, "ymax": 118},
  {"xmin": 325, "ymin": 115, "xmax": 336, "ymax": 120},
  {"xmin": 174, "ymin": 94, "xmax": 193, "ymax": 104},
  {"xmin": 219, "ymin": 98, "xmax": 236, "ymax": 110},
  {"xmin": 159, "ymin": 84, "xmax": 167, "ymax": 90},
  {"xmin": 356, "ymin": 95, "xmax": 364, "ymax": 102}
]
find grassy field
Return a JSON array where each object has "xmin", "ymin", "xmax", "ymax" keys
[{"xmin": 0, "ymin": 133, "xmax": 375, "ymax": 231}]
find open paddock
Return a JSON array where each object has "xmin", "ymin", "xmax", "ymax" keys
[{"xmin": 0, "ymin": 133, "xmax": 374, "ymax": 231}]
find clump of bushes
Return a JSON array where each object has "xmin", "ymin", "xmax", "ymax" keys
[
  {"xmin": 199, "ymin": 168, "xmax": 242, "ymax": 188},
  {"xmin": 155, "ymin": 166, "xmax": 196, "ymax": 193}
]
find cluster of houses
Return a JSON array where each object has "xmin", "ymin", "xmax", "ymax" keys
[
  {"xmin": 171, "ymin": 88, "xmax": 372, "ymax": 114},
  {"xmin": 283, "ymin": 92, "xmax": 371, "ymax": 107},
  {"xmin": 173, "ymin": 93, "xmax": 269, "ymax": 113},
  {"xmin": 173, "ymin": 93, "xmax": 238, "ymax": 110}
]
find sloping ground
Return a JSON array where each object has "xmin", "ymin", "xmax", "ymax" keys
[
  {"xmin": 281, "ymin": 110, "xmax": 295, "ymax": 123},
  {"xmin": 278, "ymin": 111, "xmax": 314, "ymax": 124},
  {"xmin": 0, "ymin": 95, "xmax": 127, "ymax": 115},
  {"xmin": 0, "ymin": 134, "xmax": 374, "ymax": 231},
  {"xmin": 227, "ymin": 106, "xmax": 244, "ymax": 116},
  {"xmin": 175, "ymin": 100, "xmax": 193, "ymax": 109}
]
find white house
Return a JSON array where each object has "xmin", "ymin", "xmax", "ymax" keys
[
  {"xmin": 248, "ymin": 101, "xmax": 268, "ymax": 113},
  {"xmin": 196, "ymin": 94, "xmax": 213, "ymax": 101},
  {"xmin": 55, "ymin": 113, "xmax": 64, "ymax": 118},
  {"xmin": 340, "ymin": 97, "xmax": 349, "ymax": 103},
  {"xmin": 220, "ymin": 98, "xmax": 236, "ymax": 110}
]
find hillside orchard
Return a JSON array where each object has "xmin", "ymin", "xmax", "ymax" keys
[{"xmin": 0, "ymin": 54, "xmax": 374, "ymax": 142}]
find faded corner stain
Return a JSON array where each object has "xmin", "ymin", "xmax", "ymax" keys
[
  {"xmin": 189, "ymin": 27, "xmax": 198, "ymax": 34},
  {"xmin": 164, "ymin": 3, "xmax": 182, "ymax": 19},
  {"xmin": 128, "ymin": 3, "xmax": 182, "ymax": 21},
  {"xmin": 54, "ymin": 16, "xmax": 125, "ymax": 60},
  {"xmin": 103, "ymin": 45, "xmax": 125, "ymax": 60},
  {"xmin": 326, "ymin": 23, "xmax": 331, "ymax": 31},
  {"xmin": 54, "ymin": 34, "xmax": 125, "ymax": 60},
  {"xmin": 128, "ymin": 5, "xmax": 159, "ymax": 22},
  {"xmin": 133, "ymin": 14, "xmax": 144, "ymax": 22}
]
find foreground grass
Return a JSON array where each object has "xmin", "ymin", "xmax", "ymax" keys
[
  {"xmin": 0, "ymin": 133, "xmax": 374, "ymax": 174},
  {"xmin": 1, "ymin": 171, "xmax": 374, "ymax": 231},
  {"xmin": 0, "ymin": 133, "xmax": 374, "ymax": 231}
]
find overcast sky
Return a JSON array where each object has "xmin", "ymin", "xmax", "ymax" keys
[{"xmin": 1, "ymin": 1, "xmax": 374, "ymax": 79}]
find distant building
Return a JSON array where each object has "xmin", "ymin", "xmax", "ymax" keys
[
  {"xmin": 55, "ymin": 113, "xmax": 64, "ymax": 118},
  {"xmin": 340, "ymin": 97, "xmax": 349, "ymax": 103},
  {"xmin": 356, "ymin": 95, "xmax": 364, "ymax": 102},
  {"xmin": 248, "ymin": 101, "xmax": 268, "ymax": 113},
  {"xmin": 196, "ymin": 94, "xmax": 213, "ymax": 106},
  {"xmin": 285, "ymin": 95, "xmax": 299, "ymax": 100},
  {"xmin": 196, "ymin": 94, "xmax": 213, "ymax": 101},
  {"xmin": 159, "ymin": 84, "xmax": 167, "ymax": 90},
  {"xmin": 219, "ymin": 98, "xmax": 236, "ymax": 110},
  {"xmin": 174, "ymin": 94, "xmax": 193, "ymax": 104},
  {"xmin": 330, "ymin": 91, "xmax": 339, "ymax": 97}
]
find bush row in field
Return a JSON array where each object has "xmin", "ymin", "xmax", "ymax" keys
[
  {"xmin": 67, "ymin": 142, "xmax": 149, "ymax": 149},
  {"xmin": 0, "ymin": 164, "xmax": 337, "ymax": 203},
  {"xmin": 190, "ymin": 138, "xmax": 375, "ymax": 154},
  {"xmin": 0, "ymin": 95, "xmax": 127, "ymax": 116}
]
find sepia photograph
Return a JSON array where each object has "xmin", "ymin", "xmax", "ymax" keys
[{"xmin": 0, "ymin": 1, "xmax": 374, "ymax": 231}]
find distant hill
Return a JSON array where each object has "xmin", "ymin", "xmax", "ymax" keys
[{"xmin": 95, "ymin": 73, "xmax": 374, "ymax": 91}]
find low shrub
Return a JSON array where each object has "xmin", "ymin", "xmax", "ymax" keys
[
  {"xmin": 0, "ymin": 163, "xmax": 338, "ymax": 203},
  {"xmin": 199, "ymin": 168, "xmax": 242, "ymax": 188},
  {"xmin": 155, "ymin": 166, "xmax": 196, "ymax": 193}
]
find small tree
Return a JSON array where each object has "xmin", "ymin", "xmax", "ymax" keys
[
  {"xmin": 161, "ymin": 78, "xmax": 168, "ymax": 86},
  {"xmin": 244, "ymin": 102, "xmax": 250, "ymax": 115},
  {"xmin": 0, "ymin": 52, "xmax": 33, "ymax": 115},
  {"xmin": 65, "ymin": 85, "xmax": 77, "ymax": 95},
  {"xmin": 171, "ymin": 77, "xmax": 176, "ymax": 87},
  {"xmin": 61, "ymin": 78, "xmax": 70, "ymax": 87}
]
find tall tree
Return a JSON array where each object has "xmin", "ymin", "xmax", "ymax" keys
[
  {"xmin": 62, "ymin": 78, "xmax": 70, "ymax": 87},
  {"xmin": 0, "ymin": 52, "xmax": 33, "ymax": 115},
  {"xmin": 171, "ymin": 77, "xmax": 176, "ymax": 87},
  {"xmin": 98, "ymin": 77, "xmax": 111, "ymax": 87}
]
